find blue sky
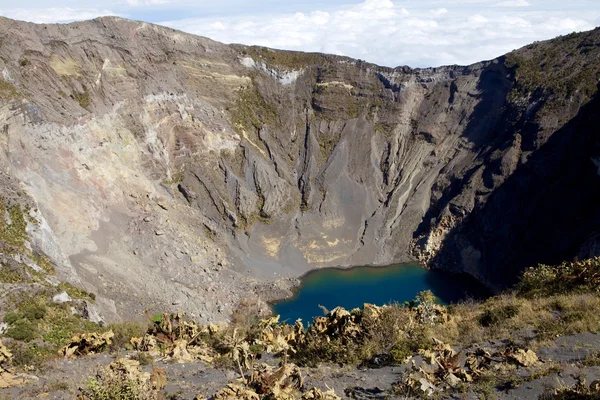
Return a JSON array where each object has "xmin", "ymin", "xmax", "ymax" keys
[{"xmin": 1, "ymin": 0, "xmax": 599, "ymax": 67}]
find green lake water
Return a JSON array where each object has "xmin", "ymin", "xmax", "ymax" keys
[{"xmin": 271, "ymin": 263, "xmax": 490, "ymax": 324}]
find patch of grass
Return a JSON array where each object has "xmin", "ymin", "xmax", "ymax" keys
[
  {"xmin": 0, "ymin": 201, "xmax": 29, "ymax": 248},
  {"xmin": 542, "ymin": 376, "xmax": 600, "ymax": 400},
  {"xmin": 517, "ymin": 258, "xmax": 600, "ymax": 298},
  {"xmin": 131, "ymin": 351, "xmax": 154, "ymax": 366},
  {"xmin": 583, "ymin": 350, "xmax": 600, "ymax": 367},
  {"xmin": 505, "ymin": 30, "xmax": 600, "ymax": 108},
  {"xmin": 239, "ymin": 46, "xmax": 329, "ymax": 70},
  {"xmin": 429, "ymin": 288, "xmax": 600, "ymax": 348},
  {"xmin": 0, "ymin": 80, "xmax": 19, "ymax": 99},
  {"xmin": 317, "ymin": 132, "xmax": 341, "ymax": 162},
  {"xmin": 162, "ymin": 171, "xmax": 184, "ymax": 186},
  {"xmin": 374, "ymin": 122, "xmax": 395, "ymax": 138},
  {"xmin": 524, "ymin": 364, "xmax": 563, "ymax": 382},
  {"xmin": 41, "ymin": 303, "xmax": 100, "ymax": 347},
  {"xmin": 3, "ymin": 299, "xmax": 46, "ymax": 342},
  {"xmin": 5, "ymin": 318, "xmax": 38, "ymax": 341},
  {"xmin": 3, "ymin": 291, "xmax": 102, "ymax": 367},
  {"xmin": 47, "ymin": 381, "xmax": 70, "ymax": 391},
  {"xmin": 58, "ymin": 282, "xmax": 96, "ymax": 301},
  {"xmin": 478, "ymin": 304, "xmax": 520, "ymax": 327},
  {"xmin": 231, "ymin": 84, "xmax": 278, "ymax": 135},
  {"xmin": 73, "ymin": 90, "xmax": 90, "ymax": 109},
  {"xmin": 32, "ymin": 253, "xmax": 56, "ymax": 275},
  {"xmin": 106, "ymin": 321, "xmax": 148, "ymax": 352},
  {"xmin": 390, "ymin": 331, "xmax": 433, "ymax": 364},
  {"xmin": 0, "ymin": 263, "xmax": 26, "ymax": 283},
  {"xmin": 8, "ymin": 341, "xmax": 56, "ymax": 369},
  {"xmin": 81, "ymin": 366, "xmax": 159, "ymax": 400}
]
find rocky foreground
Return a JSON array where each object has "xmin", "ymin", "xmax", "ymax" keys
[{"xmin": 1, "ymin": 258, "xmax": 600, "ymax": 399}]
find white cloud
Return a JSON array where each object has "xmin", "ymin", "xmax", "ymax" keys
[
  {"xmin": 495, "ymin": 0, "xmax": 530, "ymax": 7},
  {"xmin": 1, "ymin": 0, "xmax": 599, "ymax": 68},
  {"xmin": 432, "ymin": 8, "xmax": 449, "ymax": 16},
  {"xmin": 0, "ymin": 7, "xmax": 118, "ymax": 23},
  {"xmin": 161, "ymin": 0, "xmax": 600, "ymax": 67},
  {"xmin": 126, "ymin": 0, "xmax": 175, "ymax": 5}
]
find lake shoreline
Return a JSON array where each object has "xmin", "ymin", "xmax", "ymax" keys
[
  {"xmin": 269, "ymin": 263, "xmax": 491, "ymax": 323},
  {"xmin": 265, "ymin": 261, "xmax": 428, "ymax": 309}
]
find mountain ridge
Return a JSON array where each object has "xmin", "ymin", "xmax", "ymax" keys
[{"xmin": 0, "ymin": 15, "xmax": 598, "ymax": 324}]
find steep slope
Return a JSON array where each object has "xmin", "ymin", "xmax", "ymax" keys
[{"xmin": 0, "ymin": 16, "xmax": 598, "ymax": 322}]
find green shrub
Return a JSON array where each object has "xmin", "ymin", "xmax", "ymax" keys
[
  {"xmin": 73, "ymin": 90, "xmax": 90, "ymax": 109},
  {"xmin": 0, "ymin": 202, "xmax": 28, "ymax": 247},
  {"xmin": 478, "ymin": 304, "xmax": 520, "ymax": 327},
  {"xmin": 131, "ymin": 352, "xmax": 154, "ymax": 366},
  {"xmin": 151, "ymin": 314, "xmax": 162, "ymax": 323},
  {"xmin": 22, "ymin": 302, "xmax": 47, "ymax": 320},
  {"xmin": 106, "ymin": 321, "xmax": 148, "ymax": 351},
  {"xmin": 7, "ymin": 341, "xmax": 55, "ymax": 368},
  {"xmin": 517, "ymin": 258, "xmax": 600, "ymax": 298},
  {"xmin": 58, "ymin": 282, "xmax": 96, "ymax": 301},
  {"xmin": 0, "ymin": 80, "xmax": 19, "ymax": 99},
  {"xmin": 3, "ymin": 312, "xmax": 20, "ymax": 324},
  {"xmin": 390, "ymin": 328, "xmax": 433, "ymax": 364},
  {"xmin": 82, "ymin": 371, "xmax": 153, "ymax": 400},
  {"xmin": 5, "ymin": 319, "xmax": 37, "ymax": 341},
  {"xmin": 0, "ymin": 265, "xmax": 25, "ymax": 283}
]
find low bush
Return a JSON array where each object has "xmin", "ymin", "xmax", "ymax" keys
[
  {"xmin": 479, "ymin": 304, "xmax": 520, "ymax": 327},
  {"xmin": 517, "ymin": 258, "xmax": 600, "ymax": 298},
  {"xmin": 106, "ymin": 321, "xmax": 148, "ymax": 352}
]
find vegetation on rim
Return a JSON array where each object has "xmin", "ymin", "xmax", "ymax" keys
[{"xmin": 505, "ymin": 30, "xmax": 600, "ymax": 107}]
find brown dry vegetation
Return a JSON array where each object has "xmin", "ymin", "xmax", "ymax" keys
[{"xmin": 2, "ymin": 258, "xmax": 600, "ymax": 399}]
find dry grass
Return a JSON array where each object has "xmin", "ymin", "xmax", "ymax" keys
[{"xmin": 432, "ymin": 292, "xmax": 600, "ymax": 348}]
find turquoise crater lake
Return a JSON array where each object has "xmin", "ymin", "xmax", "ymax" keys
[{"xmin": 271, "ymin": 263, "xmax": 490, "ymax": 324}]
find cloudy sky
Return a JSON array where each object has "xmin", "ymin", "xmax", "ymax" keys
[{"xmin": 1, "ymin": 0, "xmax": 599, "ymax": 67}]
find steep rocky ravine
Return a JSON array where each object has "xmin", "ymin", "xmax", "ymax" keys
[{"xmin": 0, "ymin": 16, "xmax": 599, "ymax": 322}]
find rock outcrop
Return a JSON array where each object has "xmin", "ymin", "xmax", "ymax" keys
[{"xmin": 0, "ymin": 16, "xmax": 599, "ymax": 321}]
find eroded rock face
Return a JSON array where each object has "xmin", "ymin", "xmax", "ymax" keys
[{"xmin": 0, "ymin": 16, "xmax": 599, "ymax": 321}]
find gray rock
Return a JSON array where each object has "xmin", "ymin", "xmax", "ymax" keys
[{"xmin": 52, "ymin": 291, "xmax": 72, "ymax": 304}]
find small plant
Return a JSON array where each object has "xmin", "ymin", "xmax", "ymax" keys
[
  {"xmin": 80, "ymin": 359, "xmax": 161, "ymax": 400},
  {"xmin": 7, "ymin": 341, "xmax": 55, "ymax": 368},
  {"xmin": 0, "ymin": 201, "xmax": 28, "ymax": 247},
  {"xmin": 131, "ymin": 351, "xmax": 154, "ymax": 366},
  {"xmin": 73, "ymin": 90, "xmax": 91, "ymax": 109},
  {"xmin": 58, "ymin": 282, "xmax": 96, "ymax": 301},
  {"xmin": 0, "ymin": 80, "xmax": 19, "ymax": 99},
  {"xmin": 518, "ymin": 258, "xmax": 600, "ymax": 298},
  {"xmin": 106, "ymin": 321, "xmax": 148, "ymax": 352},
  {"xmin": 47, "ymin": 381, "xmax": 70, "ymax": 391},
  {"xmin": 478, "ymin": 304, "xmax": 520, "ymax": 327},
  {"xmin": 389, "ymin": 326, "xmax": 433, "ymax": 364},
  {"xmin": 5, "ymin": 319, "xmax": 38, "ymax": 342}
]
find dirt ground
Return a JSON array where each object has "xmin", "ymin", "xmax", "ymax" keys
[{"xmin": 3, "ymin": 332, "xmax": 600, "ymax": 399}]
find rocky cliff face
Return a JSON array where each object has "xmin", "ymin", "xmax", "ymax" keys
[{"xmin": 0, "ymin": 16, "xmax": 598, "ymax": 322}]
